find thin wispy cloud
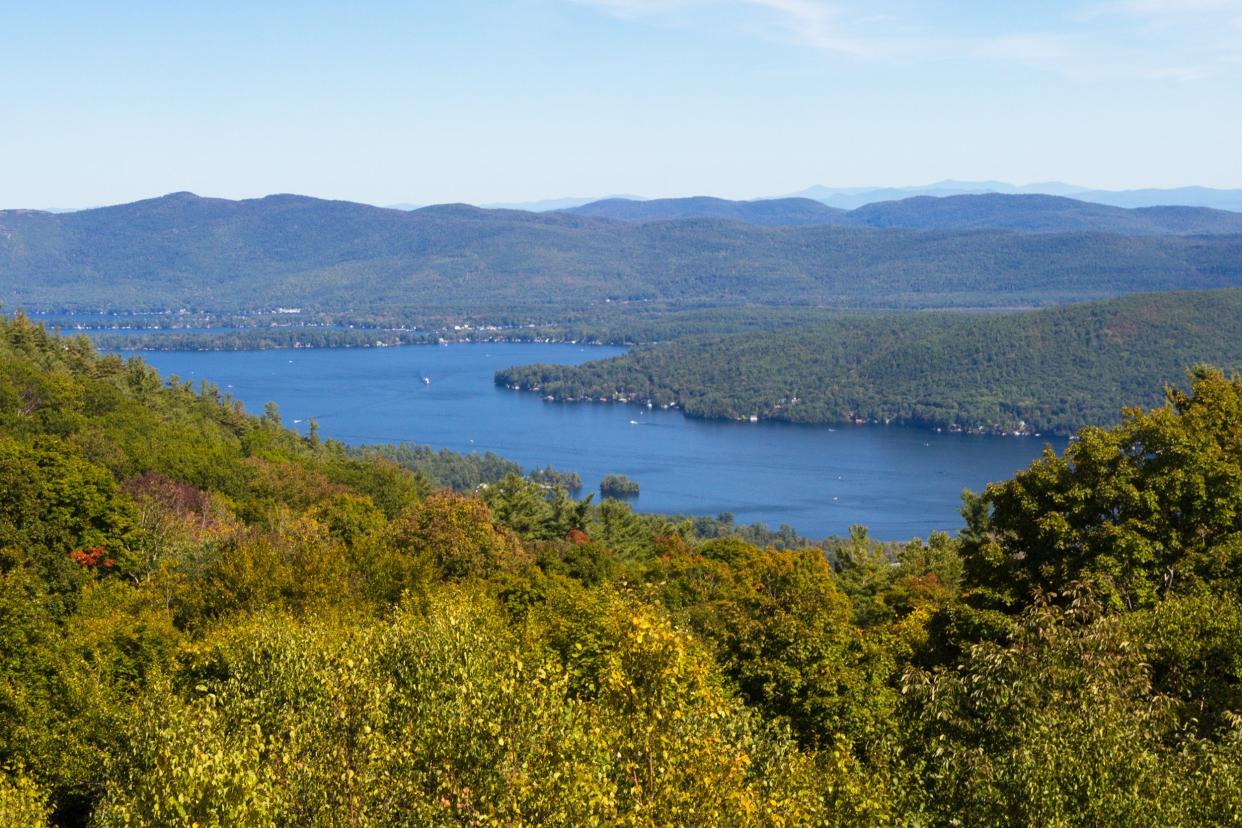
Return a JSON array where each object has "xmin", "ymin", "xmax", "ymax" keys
[
  {"xmin": 746, "ymin": 0, "xmax": 925, "ymax": 58},
  {"xmin": 969, "ymin": 33, "xmax": 1076, "ymax": 63},
  {"xmin": 573, "ymin": 0, "xmax": 1242, "ymax": 80},
  {"xmin": 572, "ymin": 0, "xmax": 898, "ymax": 56}
]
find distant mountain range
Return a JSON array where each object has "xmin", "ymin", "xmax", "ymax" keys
[
  {"xmin": 483, "ymin": 195, "xmax": 645, "ymax": 212},
  {"xmin": 4, "ymin": 191, "xmax": 1242, "ymax": 313},
  {"xmin": 564, "ymin": 196, "xmax": 845, "ymax": 226},
  {"xmin": 387, "ymin": 195, "xmax": 647, "ymax": 213},
  {"xmin": 42, "ymin": 182, "xmax": 1242, "ymax": 215},
  {"xmin": 387, "ymin": 180, "xmax": 1242, "ymax": 214},
  {"xmin": 784, "ymin": 180, "xmax": 1242, "ymax": 212},
  {"xmin": 564, "ymin": 193, "xmax": 1242, "ymax": 234}
]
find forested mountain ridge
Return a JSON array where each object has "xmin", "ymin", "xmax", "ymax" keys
[
  {"xmin": 496, "ymin": 289, "xmax": 1242, "ymax": 435},
  {"xmin": 791, "ymin": 181, "xmax": 1242, "ymax": 211},
  {"xmin": 844, "ymin": 193, "xmax": 1242, "ymax": 234},
  {"xmin": 566, "ymin": 192, "xmax": 1242, "ymax": 234},
  {"xmin": 5, "ymin": 312, "xmax": 1242, "ymax": 824},
  {"xmin": 5, "ymin": 192, "xmax": 1242, "ymax": 312}
]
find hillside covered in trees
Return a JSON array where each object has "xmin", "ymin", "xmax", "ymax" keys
[
  {"xmin": 5, "ymin": 305, "xmax": 1242, "ymax": 825},
  {"xmin": 497, "ymin": 289, "xmax": 1242, "ymax": 435},
  {"xmin": 565, "ymin": 192, "xmax": 1242, "ymax": 234},
  {"xmin": 5, "ymin": 192, "xmax": 1242, "ymax": 313}
]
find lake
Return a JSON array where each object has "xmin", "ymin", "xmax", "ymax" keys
[{"xmin": 132, "ymin": 343, "xmax": 1065, "ymax": 540}]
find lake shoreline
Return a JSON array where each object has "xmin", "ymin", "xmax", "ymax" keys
[
  {"xmin": 114, "ymin": 342, "xmax": 1064, "ymax": 539},
  {"xmin": 104, "ymin": 334, "xmax": 1068, "ymax": 438},
  {"xmin": 91, "ymin": 331, "xmax": 646, "ymax": 352},
  {"xmin": 495, "ymin": 382, "xmax": 1069, "ymax": 438}
]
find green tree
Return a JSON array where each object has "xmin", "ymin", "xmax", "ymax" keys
[
  {"xmin": 653, "ymin": 537, "xmax": 898, "ymax": 754},
  {"xmin": 959, "ymin": 368, "xmax": 1242, "ymax": 612},
  {"xmin": 902, "ymin": 587, "xmax": 1242, "ymax": 826}
]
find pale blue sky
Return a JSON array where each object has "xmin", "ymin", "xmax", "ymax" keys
[{"xmin": 3, "ymin": 0, "xmax": 1241, "ymax": 208}]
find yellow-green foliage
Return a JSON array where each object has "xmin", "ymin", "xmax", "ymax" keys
[
  {"xmin": 98, "ymin": 589, "xmax": 830, "ymax": 826},
  {"xmin": 5, "ymin": 314, "xmax": 1242, "ymax": 827},
  {"xmin": 651, "ymin": 536, "xmax": 898, "ymax": 749},
  {"xmin": 0, "ymin": 770, "xmax": 50, "ymax": 827}
]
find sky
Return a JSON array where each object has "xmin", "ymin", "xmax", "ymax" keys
[{"xmin": 3, "ymin": 0, "xmax": 1241, "ymax": 208}]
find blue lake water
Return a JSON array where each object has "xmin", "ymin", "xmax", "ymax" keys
[{"xmin": 131, "ymin": 343, "xmax": 1065, "ymax": 540}]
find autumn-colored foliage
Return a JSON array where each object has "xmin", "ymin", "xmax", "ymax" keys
[
  {"xmin": 3, "ymin": 313, "xmax": 1242, "ymax": 826},
  {"xmin": 389, "ymin": 491, "xmax": 531, "ymax": 580},
  {"xmin": 70, "ymin": 546, "xmax": 115, "ymax": 569}
]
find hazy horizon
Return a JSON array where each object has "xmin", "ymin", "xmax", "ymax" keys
[{"xmin": 13, "ymin": 178, "xmax": 1242, "ymax": 215}]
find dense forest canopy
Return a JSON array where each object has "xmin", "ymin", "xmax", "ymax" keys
[
  {"xmin": 496, "ymin": 289, "xmax": 1242, "ymax": 435},
  {"xmin": 4, "ymin": 192, "xmax": 1242, "ymax": 313},
  {"xmin": 4, "ymin": 305, "xmax": 1242, "ymax": 825}
]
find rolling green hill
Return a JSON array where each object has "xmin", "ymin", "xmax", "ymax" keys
[
  {"xmin": 4, "ymin": 192, "xmax": 1242, "ymax": 313},
  {"xmin": 496, "ymin": 289, "xmax": 1242, "ymax": 435}
]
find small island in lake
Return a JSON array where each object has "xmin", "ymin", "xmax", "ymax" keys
[{"xmin": 600, "ymin": 473, "xmax": 640, "ymax": 498}]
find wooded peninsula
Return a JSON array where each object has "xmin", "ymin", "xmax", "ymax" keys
[{"xmin": 497, "ymin": 289, "xmax": 1242, "ymax": 435}]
